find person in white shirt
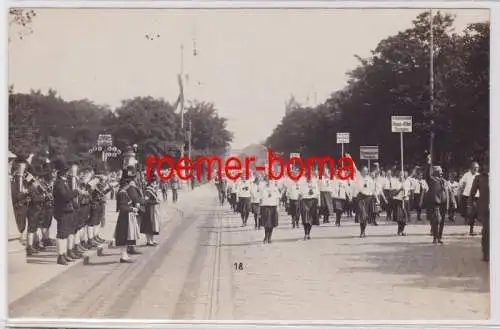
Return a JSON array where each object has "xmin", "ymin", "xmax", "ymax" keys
[
  {"xmin": 286, "ymin": 175, "xmax": 302, "ymax": 228},
  {"xmin": 226, "ymin": 179, "xmax": 238, "ymax": 212},
  {"xmin": 411, "ymin": 170, "xmax": 428, "ymax": 221},
  {"xmin": 319, "ymin": 169, "xmax": 334, "ymax": 224},
  {"xmin": 347, "ymin": 154, "xmax": 376, "ymax": 238},
  {"xmin": 382, "ymin": 169, "xmax": 399, "ymax": 222},
  {"xmin": 459, "ymin": 162, "xmax": 480, "ymax": 235},
  {"xmin": 369, "ymin": 169, "xmax": 386, "ymax": 226},
  {"xmin": 237, "ymin": 176, "xmax": 252, "ymax": 226},
  {"xmin": 392, "ymin": 170, "xmax": 412, "ymax": 236},
  {"xmin": 447, "ymin": 171, "xmax": 460, "ymax": 222},
  {"xmin": 331, "ymin": 172, "xmax": 351, "ymax": 227},
  {"xmin": 260, "ymin": 176, "xmax": 280, "ymax": 244},
  {"xmin": 250, "ymin": 176, "xmax": 263, "ymax": 229},
  {"xmin": 299, "ymin": 175, "xmax": 320, "ymax": 240}
]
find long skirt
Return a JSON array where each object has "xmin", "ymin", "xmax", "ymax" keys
[
  {"xmin": 114, "ymin": 211, "xmax": 141, "ymax": 246},
  {"xmin": 251, "ymin": 202, "xmax": 260, "ymax": 215},
  {"xmin": 319, "ymin": 191, "xmax": 334, "ymax": 216},
  {"xmin": 238, "ymin": 197, "xmax": 251, "ymax": 215},
  {"xmin": 300, "ymin": 198, "xmax": 317, "ymax": 225},
  {"xmin": 229, "ymin": 193, "xmax": 237, "ymax": 207},
  {"xmin": 333, "ymin": 198, "xmax": 346, "ymax": 213},
  {"xmin": 260, "ymin": 205, "xmax": 278, "ymax": 228},
  {"xmin": 288, "ymin": 199, "xmax": 300, "ymax": 218},
  {"xmin": 356, "ymin": 194, "xmax": 373, "ymax": 224},
  {"xmin": 393, "ymin": 199, "xmax": 406, "ymax": 224},
  {"xmin": 140, "ymin": 205, "xmax": 160, "ymax": 235}
]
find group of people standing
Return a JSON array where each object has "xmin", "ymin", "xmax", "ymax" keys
[
  {"xmin": 9, "ymin": 152, "xmax": 182, "ymax": 265},
  {"xmin": 213, "ymin": 153, "xmax": 489, "ymax": 262}
]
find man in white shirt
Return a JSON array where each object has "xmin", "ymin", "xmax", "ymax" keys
[
  {"xmin": 411, "ymin": 170, "xmax": 428, "ymax": 221},
  {"xmin": 382, "ymin": 169, "xmax": 398, "ymax": 222},
  {"xmin": 459, "ymin": 162, "xmax": 480, "ymax": 235},
  {"xmin": 319, "ymin": 169, "xmax": 334, "ymax": 223},
  {"xmin": 286, "ymin": 174, "xmax": 302, "ymax": 228}
]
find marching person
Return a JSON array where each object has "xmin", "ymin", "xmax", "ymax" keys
[
  {"xmin": 469, "ymin": 159, "xmax": 489, "ymax": 262},
  {"xmin": 39, "ymin": 168, "xmax": 56, "ymax": 247},
  {"xmin": 74, "ymin": 167, "xmax": 92, "ymax": 254},
  {"xmin": 319, "ymin": 168, "xmax": 334, "ymax": 224},
  {"xmin": 299, "ymin": 174, "xmax": 320, "ymax": 240},
  {"xmin": 459, "ymin": 162, "xmax": 480, "ymax": 235},
  {"xmin": 114, "ymin": 166, "xmax": 142, "ymax": 263},
  {"xmin": 382, "ymin": 169, "xmax": 398, "ymax": 222},
  {"xmin": 171, "ymin": 174, "xmax": 180, "ymax": 203},
  {"xmin": 392, "ymin": 170, "xmax": 411, "ymax": 236},
  {"xmin": 88, "ymin": 164, "xmax": 111, "ymax": 247},
  {"xmin": 237, "ymin": 176, "xmax": 252, "ymax": 226},
  {"xmin": 141, "ymin": 176, "xmax": 161, "ymax": 246},
  {"xmin": 227, "ymin": 179, "xmax": 238, "ymax": 212},
  {"xmin": 66, "ymin": 164, "xmax": 83, "ymax": 260},
  {"xmin": 12, "ymin": 156, "xmax": 31, "ymax": 242},
  {"xmin": 52, "ymin": 158, "xmax": 78, "ymax": 265},
  {"xmin": 25, "ymin": 173, "xmax": 44, "ymax": 255},
  {"xmin": 424, "ymin": 155, "xmax": 456, "ymax": 244},
  {"xmin": 448, "ymin": 172, "xmax": 460, "ymax": 222},
  {"xmin": 369, "ymin": 168, "xmax": 385, "ymax": 226},
  {"xmin": 250, "ymin": 175, "xmax": 262, "ymax": 229},
  {"xmin": 260, "ymin": 176, "xmax": 280, "ymax": 244},
  {"xmin": 286, "ymin": 173, "xmax": 301, "ymax": 229},
  {"xmin": 349, "ymin": 154, "xmax": 376, "ymax": 238},
  {"xmin": 331, "ymin": 170, "xmax": 351, "ymax": 227},
  {"xmin": 411, "ymin": 169, "xmax": 428, "ymax": 221}
]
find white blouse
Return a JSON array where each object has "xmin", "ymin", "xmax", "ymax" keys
[{"xmin": 260, "ymin": 184, "xmax": 280, "ymax": 206}]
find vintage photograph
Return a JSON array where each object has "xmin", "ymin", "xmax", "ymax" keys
[{"xmin": 8, "ymin": 7, "xmax": 489, "ymax": 320}]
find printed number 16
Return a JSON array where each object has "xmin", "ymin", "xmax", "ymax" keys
[{"xmin": 234, "ymin": 262, "xmax": 244, "ymax": 270}]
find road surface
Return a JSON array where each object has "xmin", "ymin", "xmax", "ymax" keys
[{"xmin": 9, "ymin": 184, "xmax": 489, "ymax": 320}]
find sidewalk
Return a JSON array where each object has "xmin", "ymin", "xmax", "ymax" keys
[{"xmin": 8, "ymin": 188, "xmax": 195, "ymax": 305}]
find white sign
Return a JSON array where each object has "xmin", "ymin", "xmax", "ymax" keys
[
  {"xmin": 360, "ymin": 146, "xmax": 379, "ymax": 160},
  {"xmin": 336, "ymin": 132, "xmax": 350, "ymax": 144},
  {"xmin": 290, "ymin": 152, "xmax": 300, "ymax": 159},
  {"xmin": 391, "ymin": 116, "xmax": 412, "ymax": 133},
  {"xmin": 97, "ymin": 134, "xmax": 113, "ymax": 147}
]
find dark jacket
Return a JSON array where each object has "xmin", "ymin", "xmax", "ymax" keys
[
  {"xmin": 53, "ymin": 177, "xmax": 77, "ymax": 215},
  {"xmin": 470, "ymin": 173, "xmax": 489, "ymax": 218},
  {"xmin": 424, "ymin": 164, "xmax": 450, "ymax": 207}
]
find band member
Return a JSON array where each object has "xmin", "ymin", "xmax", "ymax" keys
[
  {"xmin": 12, "ymin": 157, "xmax": 31, "ymax": 239},
  {"xmin": 115, "ymin": 166, "xmax": 142, "ymax": 263},
  {"xmin": 250, "ymin": 176, "xmax": 262, "ymax": 229},
  {"xmin": 469, "ymin": 159, "xmax": 489, "ymax": 262},
  {"xmin": 74, "ymin": 168, "xmax": 92, "ymax": 254},
  {"xmin": 88, "ymin": 165, "xmax": 112, "ymax": 245},
  {"xmin": 65, "ymin": 164, "xmax": 83, "ymax": 259},
  {"xmin": 319, "ymin": 169, "xmax": 334, "ymax": 224},
  {"xmin": 39, "ymin": 169, "xmax": 56, "ymax": 247},
  {"xmin": 237, "ymin": 176, "xmax": 252, "ymax": 226},
  {"xmin": 53, "ymin": 159, "xmax": 79, "ymax": 265},
  {"xmin": 459, "ymin": 162, "xmax": 480, "ymax": 235},
  {"xmin": 25, "ymin": 173, "xmax": 44, "ymax": 256},
  {"xmin": 424, "ymin": 155, "xmax": 456, "ymax": 244},
  {"xmin": 260, "ymin": 176, "xmax": 280, "ymax": 244},
  {"xmin": 141, "ymin": 176, "xmax": 161, "ymax": 246},
  {"xmin": 331, "ymin": 171, "xmax": 351, "ymax": 227},
  {"xmin": 299, "ymin": 175, "xmax": 320, "ymax": 240},
  {"xmin": 349, "ymin": 154, "xmax": 375, "ymax": 238},
  {"xmin": 286, "ymin": 173, "xmax": 301, "ymax": 228}
]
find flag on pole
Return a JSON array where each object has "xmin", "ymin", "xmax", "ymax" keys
[{"xmin": 173, "ymin": 73, "xmax": 185, "ymax": 114}]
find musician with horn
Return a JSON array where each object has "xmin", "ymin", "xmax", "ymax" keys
[
  {"xmin": 88, "ymin": 163, "xmax": 113, "ymax": 246},
  {"xmin": 52, "ymin": 158, "xmax": 79, "ymax": 265},
  {"xmin": 140, "ymin": 175, "xmax": 161, "ymax": 246},
  {"xmin": 72, "ymin": 166, "xmax": 93, "ymax": 255},
  {"xmin": 12, "ymin": 154, "xmax": 34, "ymax": 240},
  {"xmin": 39, "ymin": 163, "xmax": 56, "ymax": 247},
  {"xmin": 24, "ymin": 165, "xmax": 46, "ymax": 256}
]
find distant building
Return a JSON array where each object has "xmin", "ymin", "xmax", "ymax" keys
[{"xmin": 285, "ymin": 95, "xmax": 300, "ymax": 116}]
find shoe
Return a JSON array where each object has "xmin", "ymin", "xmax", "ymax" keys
[
  {"xmin": 401, "ymin": 232, "xmax": 407, "ymax": 236},
  {"xmin": 76, "ymin": 244, "xmax": 87, "ymax": 253},
  {"xmin": 67, "ymin": 250, "xmax": 82, "ymax": 259},
  {"xmin": 64, "ymin": 253, "xmax": 75, "ymax": 262},
  {"xmin": 307, "ymin": 235, "xmax": 311, "ymax": 240},
  {"xmin": 57, "ymin": 255, "xmax": 68, "ymax": 265},
  {"xmin": 127, "ymin": 247, "xmax": 142, "ymax": 255},
  {"xmin": 304, "ymin": 235, "xmax": 307, "ymax": 241},
  {"xmin": 43, "ymin": 238, "xmax": 55, "ymax": 247},
  {"xmin": 120, "ymin": 258, "xmax": 133, "ymax": 263},
  {"xmin": 373, "ymin": 222, "xmax": 378, "ymax": 226},
  {"xmin": 263, "ymin": 238, "xmax": 267, "ymax": 244},
  {"xmin": 438, "ymin": 239, "xmax": 444, "ymax": 244},
  {"xmin": 26, "ymin": 246, "xmax": 38, "ymax": 256},
  {"xmin": 433, "ymin": 238, "xmax": 437, "ymax": 244}
]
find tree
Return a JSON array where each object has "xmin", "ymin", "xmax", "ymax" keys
[{"xmin": 9, "ymin": 8, "xmax": 36, "ymax": 41}]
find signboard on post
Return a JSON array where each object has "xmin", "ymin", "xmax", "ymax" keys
[
  {"xmin": 336, "ymin": 132, "xmax": 350, "ymax": 144},
  {"xmin": 360, "ymin": 146, "xmax": 379, "ymax": 160},
  {"xmin": 290, "ymin": 152, "xmax": 300, "ymax": 159},
  {"xmin": 97, "ymin": 134, "xmax": 113, "ymax": 147},
  {"xmin": 391, "ymin": 116, "xmax": 412, "ymax": 133}
]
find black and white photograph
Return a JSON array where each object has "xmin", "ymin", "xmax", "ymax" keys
[{"xmin": 7, "ymin": 7, "xmax": 490, "ymax": 321}]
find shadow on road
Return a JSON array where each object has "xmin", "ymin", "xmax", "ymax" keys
[{"xmin": 340, "ymin": 238, "xmax": 489, "ymax": 294}]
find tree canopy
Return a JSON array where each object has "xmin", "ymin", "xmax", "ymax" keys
[{"xmin": 266, "ymin": 11, "xmax": 489, "ymax": 171}]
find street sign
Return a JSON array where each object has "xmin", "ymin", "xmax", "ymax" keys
[
  {"xmin": 97, "ymin": 134, "xmax": 113, "ymax": 147},
  {"xmin": 290, "ymin": 152, "xmax": 300, "ymax": 159},
  {"xmin": 360, "ymin": 146, "xmax": 379, "ymax": 160},
  {"xmin": 391, "ymin": 116, "xmax": 412, "ymax": 133},
  {"xmin": 336, "ymin": 132, "xmax": 350, "ymax": 144}
]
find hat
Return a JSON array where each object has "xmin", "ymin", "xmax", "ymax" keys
[
  {"xmin": 432, "ymin": 165, "xmax": 443, "ymax": 172},
  {"xmin": 121, "ymin": 165, "xmax": 137, "ymax": 180},
  {"xmin": 53, "ymin": 157, "xmax": 70, "ymax": 172}
]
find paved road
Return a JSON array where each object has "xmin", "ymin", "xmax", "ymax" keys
[{"xmin": 9, "ymin": 184, "xmax": 489, "ymax": 320}]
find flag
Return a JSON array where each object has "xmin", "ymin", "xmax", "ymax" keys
[{"xmin": 173, "ymin": 74, "xmax": 184, "ymax": 114}]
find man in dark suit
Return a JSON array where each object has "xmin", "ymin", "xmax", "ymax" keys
[
  {"xmin": 424, "ymin": 155, "xmax": 456, "ymax": 244},
  {"xmin": 470, "ymin": 160, "xmax": 489, "ymax": 262}
]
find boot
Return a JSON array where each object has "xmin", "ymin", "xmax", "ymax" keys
[
  {"xmin": 43, "ymin": 238, "xmax": 55, "ymax": 247},
  {"xmin": 64, "ymin": 253, "xmax": 75, "ymax": 262},
  {"xmin": 57, "ymin": 254, "xmax": 68, "ymax": 265},
  {"xmin": 67, "ymin": 249, "xmax": 82, "ymax": 260},
  {"xmin": 76, "ymin": 244, "xmax": 87, "ymax": 253}
]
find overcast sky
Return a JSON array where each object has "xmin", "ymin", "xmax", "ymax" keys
[{"xmin": 9, "ymin": 8, "xmax": 489, "ymax": 149}]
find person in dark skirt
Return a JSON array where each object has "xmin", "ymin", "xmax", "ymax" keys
[
  {"xmin": 392, "ymin": 171, "xmax": 409, "ymax": 235},
  {"xmin": 250, "ymin": 176, "xmax": 262, "ymax": 229},
  {"xmin": 237, "ymin": 177, "xmax": 252, "ymax": 226},
  {"xmin": 286, "ymin": 177, "xmax": 301, "ymax": 228},
  {"xmin": 141, "ymin": 176, "xmax": 161, "ymax": 246},
  {"xmin": 114, "ymin": 167, "xmax": 142, "ymax": 263},
  {"xmin": 299, "ymin": 176, "xmax": 320, "ymax": 240},
  {"xmin": 227, "ymin": 180, "xmax": 238, "ymax": 212},
  {"xmin": 319, "ymin": 170, "xmax": 334, "ymax": 224},
  {"xmin": 260, "ymin": 176, "xmax": 280, "ymax": 243},
  {"xmin": 331, "ymin": 175, "xmax": 350, "ymax": 227}
]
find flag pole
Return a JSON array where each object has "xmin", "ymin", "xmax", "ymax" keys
[
  {"xmin": 429, "ymin": 9, "xmax": 435, "ymax": 165},
  {"xmin": 180, "ymin": 43, "xmax": 185, "ymax": 131}
]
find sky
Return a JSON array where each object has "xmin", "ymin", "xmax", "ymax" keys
[{"xmin": 8, "ymin": 8, "xmax": 489, "ymax": 149}]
